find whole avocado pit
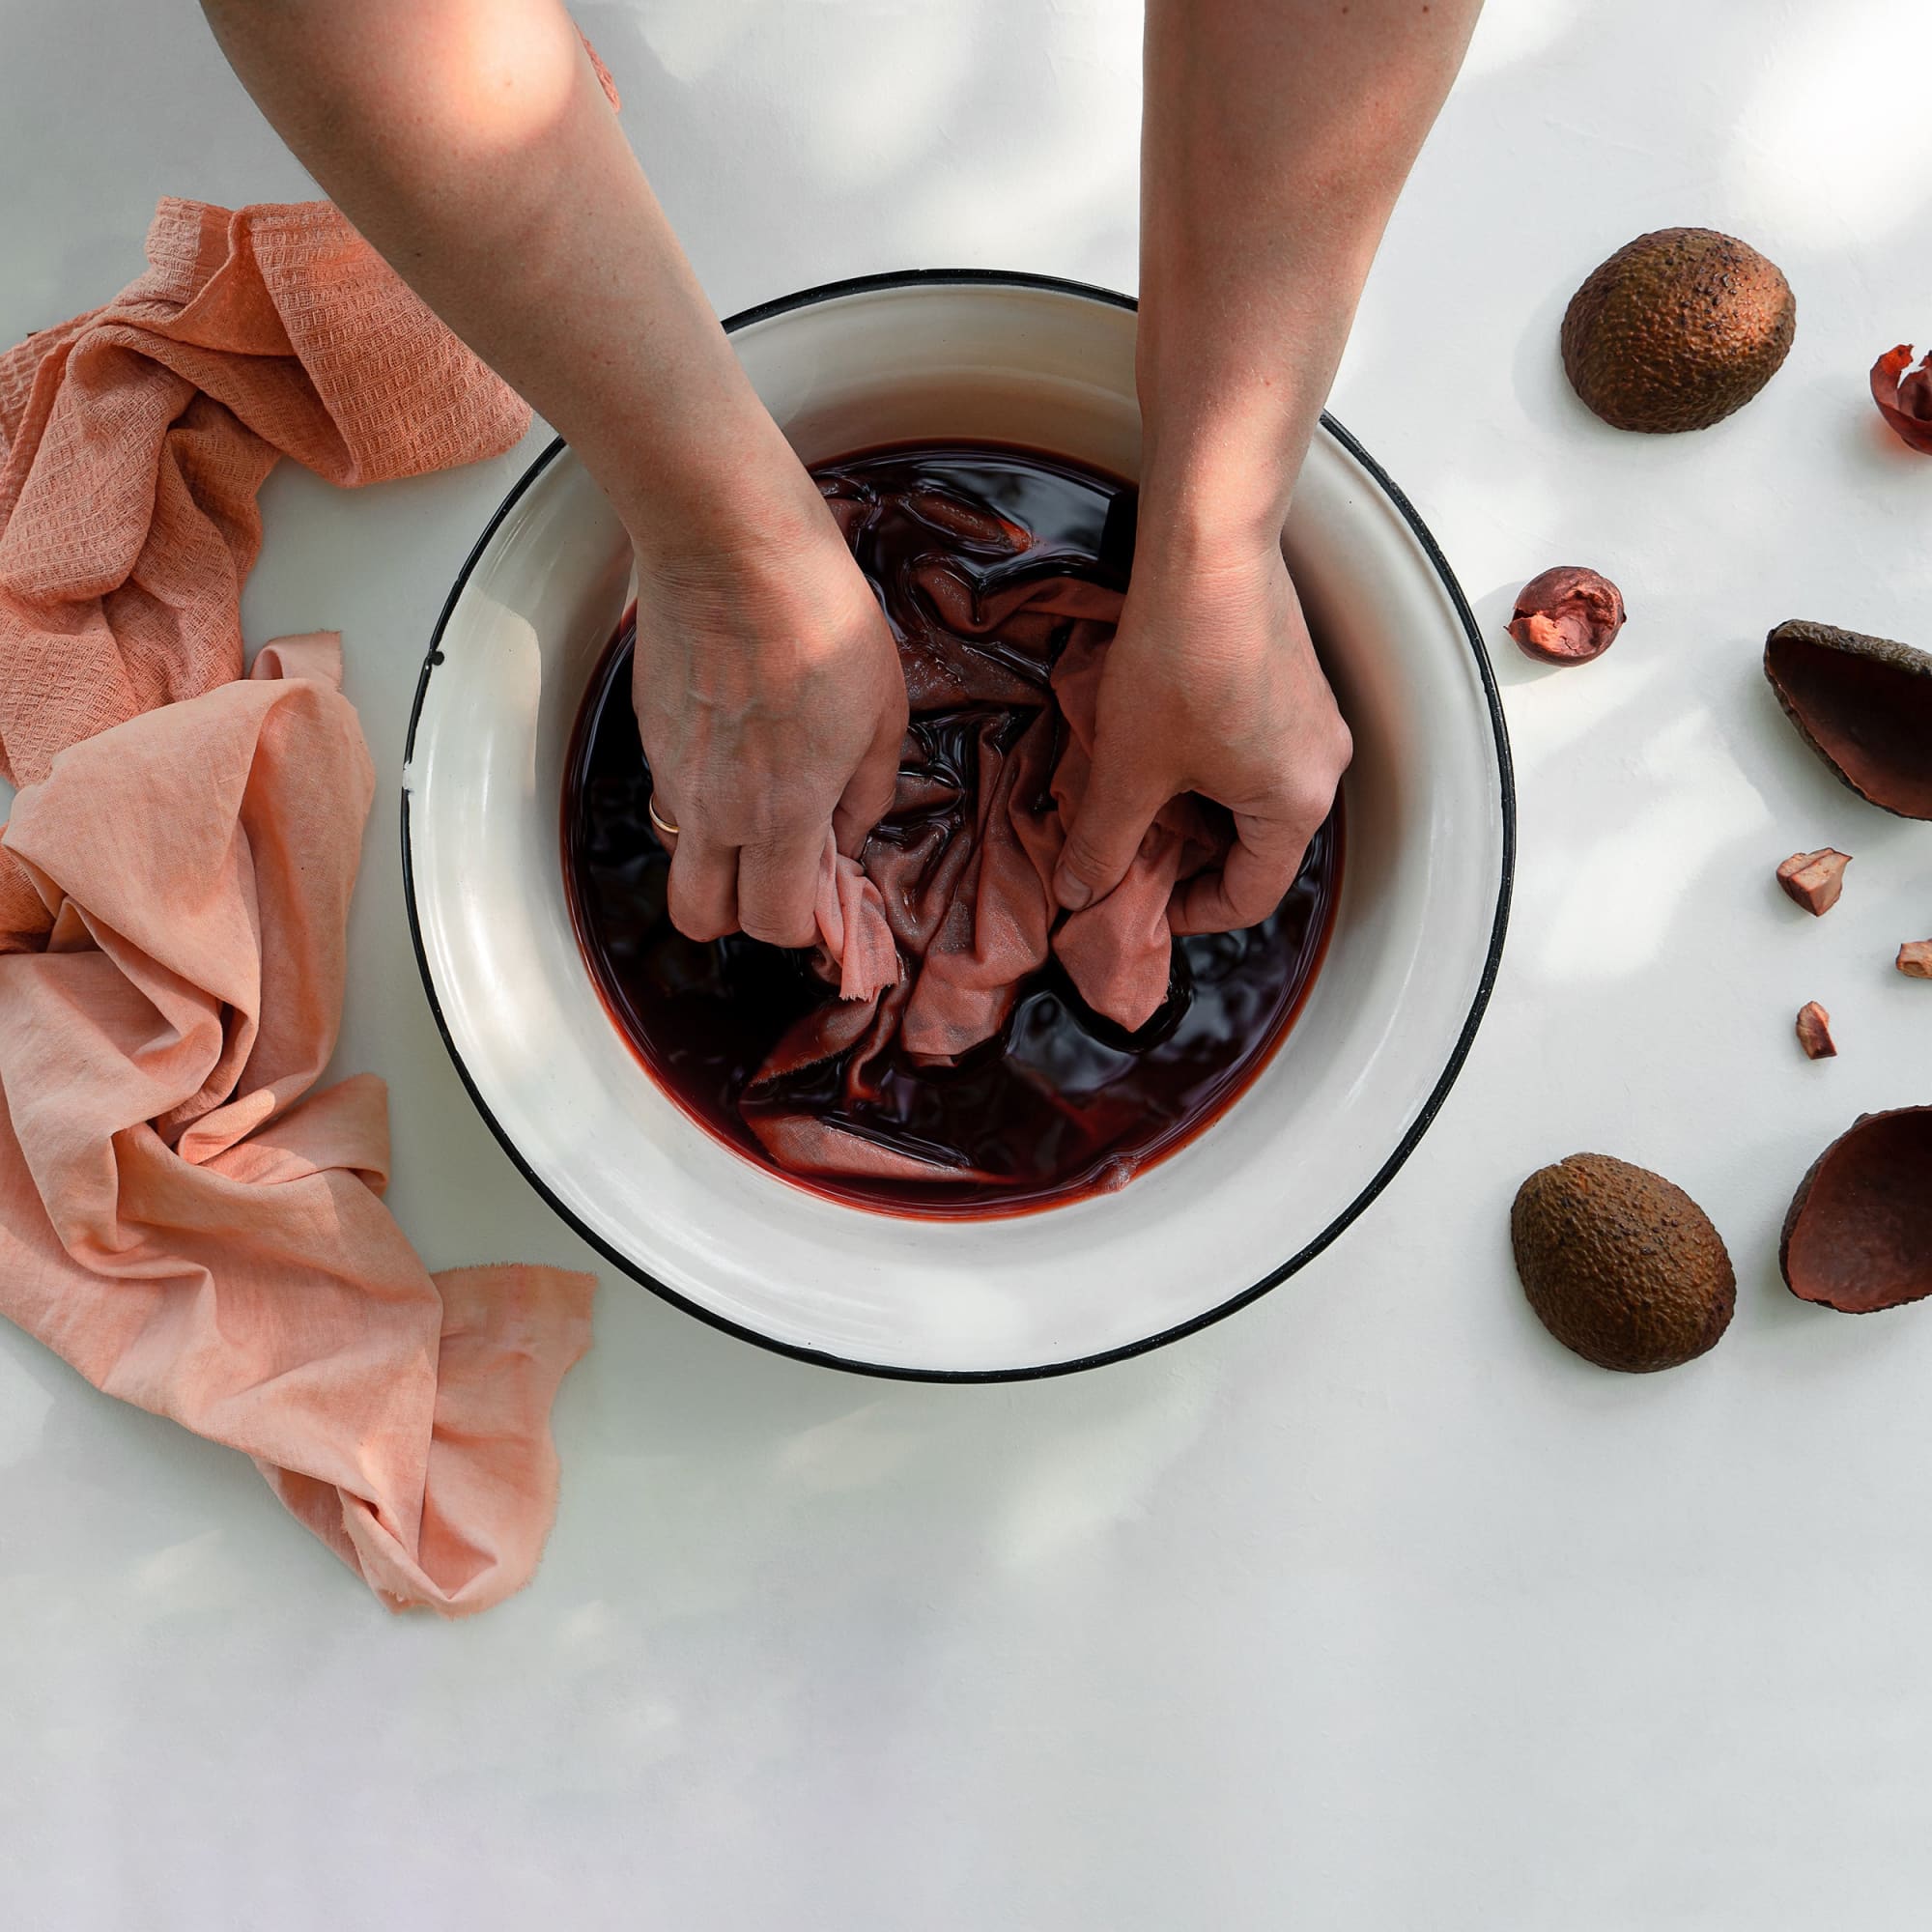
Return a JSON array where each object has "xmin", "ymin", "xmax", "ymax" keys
[
  {"xmin": 1512, "ymin": 1152, "xmax": 1736, "ymax": 1372},
  {"xmin": 1561, "ymin": 228, "xmax": 1796, "ymax": 433}
]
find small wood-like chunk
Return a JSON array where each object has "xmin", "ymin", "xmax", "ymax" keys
[
  {"xmin": 1776, "ymin": 847, "xmax": 1852, "ymax": 915},
  {"xmin": 1796, "ymin": 1001, "xmax": 1836, "ymax": 1059},
  {"xmin": 1897, "ymin": 940, "xmax": 1932, "ymax": 979}
]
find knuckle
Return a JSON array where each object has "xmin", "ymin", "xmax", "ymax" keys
[
  {"xmin": 671, "ymin": 907, "xmax": 734, "ymax": 944},
  {"xmin": 1281, "ymin": 775, "xmax": 1339, "ymax": 835},
  {"xmin": 741, "ymin": 780, "xmax": 830, "ymax": 844},
  {"xmin": 1185, "ymin": 890, "xmax": 1241, "ymax": 936},
  {"xmin": 1059, "ymin": 833, "xmax": 1112, "ymax": 885},
  {"xmin": 1241, "ymin": 872, "xmax": 1289, "ymax": 920},
  {"xmin": 667, "ymin": 881, "xmax": 734, "ymax": 944},
  {"xmin": 743, "ymin": 909, "xmax": 818, "ymax": 950},
  {"xmin": 686, "ymin": 789, "xmax": 815, "ymax": 852},
  {"xmin": 760, "ymin": 804, "xmax": 825, "ymax": 848}
]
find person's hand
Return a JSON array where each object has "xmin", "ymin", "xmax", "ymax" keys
[
  {"xmin": 632, "ymin": 497, "xmax": 907, "ymax": 948},
  {"xmin": 1052, "ymin": 531, "xmax": 1351, "ymax": 934}
]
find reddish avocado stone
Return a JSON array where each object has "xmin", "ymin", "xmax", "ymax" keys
[
  {"xmin": 1507, "ymin": 566, "xmax": 1627, "ymax": 667},
  {"xmin": 1780, "ymin": 1108, "xmax": 1932, "ymax": 1313}
]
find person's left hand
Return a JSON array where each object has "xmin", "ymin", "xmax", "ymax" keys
[{"xmin": 1051, "ymin": 531, "xmax": 1352, "ymax": 933}]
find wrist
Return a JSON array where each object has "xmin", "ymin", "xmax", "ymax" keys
[
  {"xmin": 618, "ymin": 410, "xmax": 825, "ymax": 582},
  {"xmin": 1136, "ymin": 358, "xmax": 1328, "ymax": 556},
  {"xmin": 1135, "ymin": 425, "xmax": 1304, "ymax": 566},
  {"xmin": 1133, "ymin": 273, "xmax": 1347, "ymax": 558}
]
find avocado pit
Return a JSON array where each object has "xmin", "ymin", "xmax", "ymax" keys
[
  {"xmin": 1512, "ymin": 1152, "xmax": 1736, "ymax": 1373},
  {"xmin": 1507, "ymin": 566, "xmax": 1626, "ymax": 667},
  {"xmin": 1562, "ymin": 228, "xmax": 1795, "ymax": 433}
]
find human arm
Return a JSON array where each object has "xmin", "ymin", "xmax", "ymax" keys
[
  {"xmin": 1054, "ymin": 0, "xmax": 1482, "ymax": 930},
  {"xmin": 200, "ymin": 0, "xmax": 905, "ymax": 946}
]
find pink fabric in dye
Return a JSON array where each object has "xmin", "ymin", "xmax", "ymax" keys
[{"xmin": 746, "ymin": 542, "xmax": 1228, "ymax": 1181}]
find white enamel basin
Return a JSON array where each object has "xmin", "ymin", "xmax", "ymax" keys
[{"xmin": 404, "ymin": 271, "xmax": 1513, "ymax": 1379}]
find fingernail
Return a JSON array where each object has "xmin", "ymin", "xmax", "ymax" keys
[{"xmin": 1055, "ymin": 869, "xmax": 1093, "ymax": 912}]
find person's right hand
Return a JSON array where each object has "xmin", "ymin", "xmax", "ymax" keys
[{"xmin": 631, "ymin": 495, "xmax": 907, "ymax": 949}]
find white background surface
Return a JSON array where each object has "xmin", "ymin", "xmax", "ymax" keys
[{"xmin": 4, "ymin": 0, "xmax": 1931, "ymax": 1924}]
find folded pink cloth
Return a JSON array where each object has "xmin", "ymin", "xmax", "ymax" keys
[
  {"xmin": 747, "ymin": 490, "xmax": 1226, "ymax": 1182},
  {"xmin": 0, "ymin": 201, "xmax": 595, "ymax": 1615},
  {"xmin": 0, "ymin": 196, "xmax": 533, "ymax": 786}
]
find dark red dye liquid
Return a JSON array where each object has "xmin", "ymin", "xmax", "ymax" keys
[{"xmin": 561, "ymin": 440, "xmax": 1343, "ymax": 1217}]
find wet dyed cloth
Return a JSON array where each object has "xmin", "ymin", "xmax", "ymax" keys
[
  {"xmin": 742, "ymin": 478, "xmax": 1232, "ymax": 1183},
  {"xmin": 0, "ymin": 199, "xmax": 594, "ymax": 1616}
]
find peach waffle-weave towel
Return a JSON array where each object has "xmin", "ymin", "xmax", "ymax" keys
[
  {"xmin": 0, "ymin": 196, "xmax": 535, "ymax": 785},
  {"xmin": 0, "ymin": 202, "xmax": 594, "ymax": 1616}
]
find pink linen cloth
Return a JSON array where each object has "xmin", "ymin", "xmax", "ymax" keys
[
  {"xmin": 0, "ymin": 199, "xmax": 595, "ymax": 1614},
  {"xmin": 0, "ymin": 641, "xmax": 592, "ymax": 1611}
]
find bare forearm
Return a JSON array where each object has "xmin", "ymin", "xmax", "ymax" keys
[
  {"xmin": 1138, "ymin": 0, "xmax": 1480, "ymax": 551},
  {"xmin": 200, "ymin": 0, "xmax": 816, "ymax": 555}
]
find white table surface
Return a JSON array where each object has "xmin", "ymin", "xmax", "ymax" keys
[{"xmin": 6, "ymin": 1, "xmax": 1932, "ymax": 1925}]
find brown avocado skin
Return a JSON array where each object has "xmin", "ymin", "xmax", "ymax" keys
[
  {"xmin": 1780, "ymin": 1108, "xmax": 1932, "ymax": 1313},
  {"xmin": 1512, "ymin": 1153, "xmax": 1736, "ymax": 1373},
  {"xmin": 1562, "ymin": 228, "xmax": 1795, "ymax": 432},
  {"xmin": 1764, "ymin": 620, "xmax": 1932, "ymax": 820}
]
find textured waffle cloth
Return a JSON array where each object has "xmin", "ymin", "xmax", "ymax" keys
[{"xmin": 0, "ymin": 196, "xmax": 534, "ymax": 785}]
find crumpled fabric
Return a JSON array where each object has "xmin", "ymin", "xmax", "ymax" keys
[
  {"xmin": 0, "ymin": 197, "xmax": 536, "ymax": 786},
  {"xmin": 0, "ymin": 199, "xmax": 595, "ymax": 1616},
  {"xmin": 0, "ymin": 641, "xmax": 593, "ymax": 1612},
  {"xmin": 743, "ymin": 481, "xmax": 1229, "ymax": 1181}
]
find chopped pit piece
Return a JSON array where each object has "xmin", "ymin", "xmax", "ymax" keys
[
  {"xmin": 1795, "ymin": 1001, "xmax": 1836, "ymax": 1059},
  {"xmin": 1776, "ymin": 847, "xmax": 1852, "ymax": 916}
]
